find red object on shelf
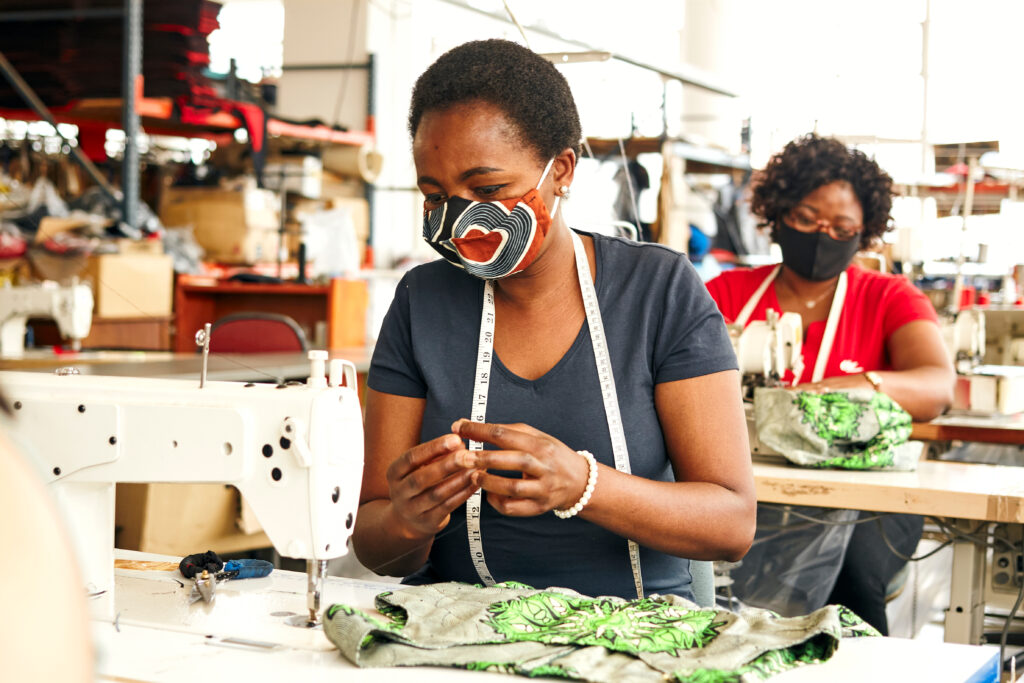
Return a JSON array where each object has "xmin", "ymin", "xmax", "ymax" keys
[
  {"xmin": 977, "ymin": 291, "xmax": 991, "ymax": 306},
  {"xmin": 922, "ymin": 181, "xmax": 1013, "ymax": 195},
  {"xmin": 0, "ymin": 96, "xmax": 374, "ymax": 148},
  {"xmin": 265, "ymin": 119, "xmax": 375, "ymax": 147},
  {"xmin": 943, "ymin": 163, "xmax": 970, "ymax": 177},
  {"xmin": 959, "ymin": 286, "xmax": 976, "ymax": 310}
]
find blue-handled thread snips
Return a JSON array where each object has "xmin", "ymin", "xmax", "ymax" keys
[{"xmin": 180, "ymin": 550, "xmax": 273, "ymax": 604}]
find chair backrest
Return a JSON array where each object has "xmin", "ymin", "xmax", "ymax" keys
[{"xmin": 208, "ymin": 312, "xmax": 308, "ymax": 353}]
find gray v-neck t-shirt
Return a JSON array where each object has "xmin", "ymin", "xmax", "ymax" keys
[{"xmin": 367, "ymin": 230, "xmax": 737, "ymax": 599}]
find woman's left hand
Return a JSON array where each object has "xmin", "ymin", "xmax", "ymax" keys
[{"xmin": 450, "ymin": 418, "xmax": 591, "ymax": 517}]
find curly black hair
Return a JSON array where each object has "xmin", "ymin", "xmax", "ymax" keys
[
  {"xmin": 750, "ymin": 133, "xmax": 894, "ymax": 248},
  {"xmin": 408, "ymin": 39, "xmax": 582, "ymax": 162}
]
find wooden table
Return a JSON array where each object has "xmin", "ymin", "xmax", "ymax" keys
[
  {"xmin": 100, "ymin": 550, "xmax": 998, "ymax": 683},
  {"xmin": 174, "ymin": 274, "xmax": 367, "ymax": 352},
  {"xmin": 30, "ymin": 315, "xmax": 174, "ymax": 351},
  {"xmin": 753, "ymin": 458, "xmax": 1024, "ymax": 523},
  {"xmin": 912, "ymin": 412, "xmax": 1024, "ymax": 446},
  {"xmin": 753, "ymin": 456, "xmax": 1024, "ymax": 645}
]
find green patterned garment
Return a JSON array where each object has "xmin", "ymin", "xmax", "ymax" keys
[
  {"xmin": 754, "ymin": 387, "xmax": 919, "ymax": 470},
  {"xmin": 323, "ymin": 581, "xmax": 878, "ymax": 683}
]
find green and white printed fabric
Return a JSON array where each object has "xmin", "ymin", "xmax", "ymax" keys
[
  {"xmin": 323, "ymin": 581, "xmax": 878, "ymax": 683},
  {"xmin": 754, "ymin": 387, "xmax": 920, "ymax": 470}
]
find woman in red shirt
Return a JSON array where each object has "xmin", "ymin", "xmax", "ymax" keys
[{"xmin": 705, "ymin": 134, "xmax": 955, "ymax": 634}]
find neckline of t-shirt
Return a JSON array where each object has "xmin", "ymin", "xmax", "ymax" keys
[
  {"xmin": 493, "ymin": 321, "xmax": 589, "ymax": 388},
  {"xmin": 490, "ymin": 229, "xmax": 601, "ymax": 388},
  {"xmin": 766, "ymin": 282, "xmax": 831, "ymax": 331}
]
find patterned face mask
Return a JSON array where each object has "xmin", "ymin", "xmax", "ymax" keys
[{"xmin": 422, "ymin": 158, "xmax": 559, "ymax": 280}]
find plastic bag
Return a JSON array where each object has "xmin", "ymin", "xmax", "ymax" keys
[
  {"xmin": 26, "ymin": 177, "xmax": 68, "ymax": 217},
  {"xmin": 728, "ymin": 504, "xmax": 858, "ymax": 616},
  {"xmin": 754, "ymin": 387, "xmax": 920, "ymax": 470}
]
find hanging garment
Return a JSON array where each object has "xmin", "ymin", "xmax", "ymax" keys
[{"xmin": 323, "ymin": 581, "xmax": 878, "ymax": 683}]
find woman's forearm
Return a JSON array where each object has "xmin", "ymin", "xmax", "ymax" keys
[
  {"xmin": 352, "ymin": 500, "xmax": 434, "ymax": 577},
  {"xmin": 814, "ymin": 365, "xmax": 955, "ymax": 421},
  {"xmin": 578, "ymin": 468, "xmax": 756, "ymax": 562},
  {"xmin": 871, "ymin": 366, "xmax": 955, "ymax": 421}
]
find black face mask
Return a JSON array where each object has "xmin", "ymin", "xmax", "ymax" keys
[{"xmin": 776, "ymin": 222, "xmax": 861, "ymax": 281}]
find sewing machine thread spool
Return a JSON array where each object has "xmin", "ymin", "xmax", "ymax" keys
[
  {"xmin": 328, "ymin": 359, "xmax": 344, "ymax": 388},
  {"xmin": 308, "ymin": 350, "xmax": 328, "ymax": 389}
]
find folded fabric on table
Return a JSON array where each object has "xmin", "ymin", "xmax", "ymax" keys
[
  {"xmin": 754, "ymin": 387, "xmax": 920, "ymax": 470},
  {"xmin": 323, "ymin": 581, "xmax": 878, "ymax": 683}
]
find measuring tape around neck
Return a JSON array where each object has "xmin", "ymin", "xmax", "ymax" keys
[{"xmin": 464, "ymin": 229, "xmax": 644, "ymax": 598}]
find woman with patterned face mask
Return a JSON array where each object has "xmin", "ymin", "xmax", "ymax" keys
[
  {"xmin": 352, "ymin": 39, "xmax": 756, "ymax": 602},
  {"xmin": 705, "ymin": 134, "xmax": 955, "ymax": 634}
]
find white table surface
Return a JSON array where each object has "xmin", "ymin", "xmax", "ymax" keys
[
  {"xmin": 0, "ymin": 347, "xmax": 373, "ymax": 381},
  {"xmin": 98, "ymin": 551, "xmax": 999, "ymax": 683}
]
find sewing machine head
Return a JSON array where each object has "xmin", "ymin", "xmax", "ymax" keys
[
  {"xmin": 729, "ymin": 309, "xmax": 804, "ymax": 400},
  {"xmin": 981, "ymin": 307, "xmax": 1024, "ymax": 366},
  {"xmin": 1, "ymin": 353, "xmax": 364, "ymax": 622},
  {"xmin": 52, "ymin": 281, "xmax": 94, "ymax": 347},
  {"xmin": 0, "ymin": 280, "xmax": 94, "ymax": 354},
  {"xmin": 729, "ymin": 311, "xmax": 804, "ymax": 459},
  {"xmin": 941, "ymin": 308, "xmax": 986, "ymax": 373}
]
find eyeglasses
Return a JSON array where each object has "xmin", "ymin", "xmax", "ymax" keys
[{"xmin": 785, "ymin": 209, "xmax": 862, "ymax": 242}]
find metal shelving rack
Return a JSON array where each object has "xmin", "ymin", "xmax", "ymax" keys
[
  {"xmin": 0, "ymin": 0, "xmax": 143, "ymax": 228},
  {"xmin": 0, "ymin": 2, "xmax": 377, "ymax": 236}
]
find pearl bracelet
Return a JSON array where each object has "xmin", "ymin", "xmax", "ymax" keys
[{"xmin": 553, "ymin": 450, "xmax": 598, "ymax": 519}]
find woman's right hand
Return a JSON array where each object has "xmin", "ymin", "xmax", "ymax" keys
[{"xmin": 385, "ymin": 432, "xmax": 480, "ymax": 541}]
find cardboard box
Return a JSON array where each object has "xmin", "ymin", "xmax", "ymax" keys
[
  {"xmin": 35, "ymin": 216, "xmax": 97, "ymax": 243},
  {"xmin": 115, "ymin": 483, "xmax": 269, "ymax": 557},
  {"xmin": 117, "ymin": 237, "xmax": 164, "ymax": 255},
  {"xmin": 328, "ymin": 277, "xmax": 368, "ymax": 348},
  {"xmin": 954, "ymin": 366, "xmax": 1024, "ymax": 415},
  {"xmin": 263, "ymin": 154, "xmax": 323, "ymax": 199},
  {"xmin": 82, "ymin": 252, "xmax": 174, "ymax": 317},
  {"xmin": 160, "ymin": 186, "xmax": 281, "ymax": 264}
]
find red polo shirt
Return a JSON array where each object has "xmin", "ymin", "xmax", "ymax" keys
[{"xmin": 705, "ymin": 264, "xmax": 938, "ymax": 384}]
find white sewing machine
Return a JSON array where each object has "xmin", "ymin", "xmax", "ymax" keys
[
  {"xmin": 941, "ymin": 308, "xmax": 1024, "ymax": 414},
  {"xmin": 729, "ymin": 309, "xmax": 804, "ymax": 397},
  {"xmin": 728, "ymin": 309, "xmax": 803, "ymax": 457},
  {"xmin": 942, "ymin": 308, "xmax": 987, "ymax": 373},
  {"xmin": 982, "ymin": 307, "xmax": 1024, "ymax": 366},
  {"xmin": 0, "ymin": 280, "xmax": 94, "ymax": 355},
  {"xmin": 1, "ymin": 350, "xmax": 363, "ymax": 625}
]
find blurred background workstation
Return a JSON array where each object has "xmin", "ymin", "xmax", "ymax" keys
[{"xmin": 1, "ymin": 1, "xmax": 1023, "ymax": 682}]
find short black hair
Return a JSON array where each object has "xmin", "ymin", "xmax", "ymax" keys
[
  {"xmin": 408, "ymin": 39, "xmax": 582, "ymax": 162},
  {"xmin": 750, "ymin": 133, "xmax": 894, "ymax": 248}
]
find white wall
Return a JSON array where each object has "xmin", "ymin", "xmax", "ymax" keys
[
  {"xmin": 278, "ymin": 0, "xmax": 370, "ymax": 132},
  {"xmin": 272, "ymin": 0, "xmax": 1024, "ymax": 266}
]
